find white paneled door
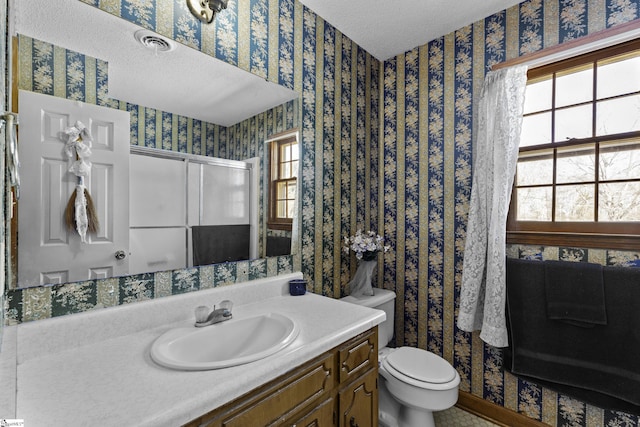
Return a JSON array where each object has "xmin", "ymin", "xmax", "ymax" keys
[{"xmin": 18, "ymin": 90, "xmax": 130, "ymax": 287}]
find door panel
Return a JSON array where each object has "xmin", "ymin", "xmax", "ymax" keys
[
  {"xmin": 18, "ymin": 90, "xmax": 130, "ymax": 287},
  {"xmin": 42, "ymin": 158, "xmax": 68, "ymax": 245}
]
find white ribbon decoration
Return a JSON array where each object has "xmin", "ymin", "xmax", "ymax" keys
[{"xmin": 63, "ymin": 121, "xmax": 93, "ymax": 243}]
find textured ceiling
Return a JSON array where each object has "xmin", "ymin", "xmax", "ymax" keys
[
  {"xmin": 12, "ymin": 0, "xmax": 298, "ymax": 127},
  {"xmin": 298, "ymin": 0, "xmax": 523, "ymax": 60},
  {"xmin": 13, "ymin": 0, "xmax": 525, "ymax": 126}
]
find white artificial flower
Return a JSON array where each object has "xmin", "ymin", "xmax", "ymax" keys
[{"xmin": 343, "ymin": 229, "xmax": 389, "ymax": 258}]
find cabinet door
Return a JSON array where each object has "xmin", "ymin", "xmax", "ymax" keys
[
  {"xmin": 288, "ymin": 397, "xmax": 336, "ymax": 427},
  {"xmin": 338, "ymin": 329, "xmax": 377, "ymax": 385},
  {"xmin": 338, "ymin": 370, "xmax": 378, "ymax": 427}
]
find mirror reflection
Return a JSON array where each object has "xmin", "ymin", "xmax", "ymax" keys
[{"xmin": 11, "ymin": 0, "xmax": 300, "ymax": 289}]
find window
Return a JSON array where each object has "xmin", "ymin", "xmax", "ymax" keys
[
  {"xmin": 268, "ymin": 135, "xmax": 298, "ymax": 231},
  {"xmin": 508, "ymin": 39, "xmax": 640, "ymax": 249}
]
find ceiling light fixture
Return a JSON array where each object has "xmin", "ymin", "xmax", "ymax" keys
[{"xmin": 187, "ymin": 0, "xmax": 229, "ymax": 24}]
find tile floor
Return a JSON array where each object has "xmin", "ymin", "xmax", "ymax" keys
[{"xmin": 434, "ymin": 406, "xmax": 502, "ymax": 427}]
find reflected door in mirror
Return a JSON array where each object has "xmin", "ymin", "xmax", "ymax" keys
[{"xmin": 18, "ymin": 90, "xmax": 130, "ymax": 287}]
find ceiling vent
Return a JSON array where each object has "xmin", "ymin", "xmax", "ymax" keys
[{"xmin": 134, "ymin": 30, "xmax": 176, "ymax": 53}]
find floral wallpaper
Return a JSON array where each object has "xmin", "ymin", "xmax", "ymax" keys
[
  {"xmin": 5, "ymin": 33, "xmax": 297, "ymax": 322},
  {"xmin": 6, "ymin": 258, "xmax": 293, "ymax": 322},
  {"xmin": 3, "ymin": 0, "xmax": 640, "ymax": 426},
  {"xmin": 384, "ymin": 1, "xmax": 640, "ymax": 426}
]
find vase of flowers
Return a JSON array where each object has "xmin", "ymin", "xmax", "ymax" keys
[{"xmin": 343, "ymin": 230, "xmax": 389, "ymax": 297}]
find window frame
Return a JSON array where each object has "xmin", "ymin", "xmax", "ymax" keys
[
  {"xmin": 267, "ymin": 134, "xmax": 298, "ymax": 231},
  {"xmin": 507, "ymin": 38, "xmax": 640, "ymax": 250}
]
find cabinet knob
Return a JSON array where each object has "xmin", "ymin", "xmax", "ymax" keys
[
  {"xmin": 115, "ymin": 250, "xmax": 126, "ymax": 260},
  {"xmin": 350, "ymin": 416, "xmax": 359, "ymax": 427}
]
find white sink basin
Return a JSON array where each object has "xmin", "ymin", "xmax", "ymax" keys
[{"xmin": 150, "ymin": 312, "xmax": 299, "ymax": 370}]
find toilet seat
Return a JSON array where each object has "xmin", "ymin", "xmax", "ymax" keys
[{"xmin": 382, "ymin": 347, "xmax": 458, "ymax": 390}]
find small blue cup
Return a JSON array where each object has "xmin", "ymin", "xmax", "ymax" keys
[{"xmin": 289, "ymin": 279, "xmax": 307, "ymax": 296}]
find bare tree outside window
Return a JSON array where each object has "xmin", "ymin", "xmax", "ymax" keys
[{"xmin": 507, "ymin": 39, "xmax": 640, "ymax": 248}]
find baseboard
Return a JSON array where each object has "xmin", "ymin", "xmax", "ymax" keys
[{"xmin": 456, "ymin": 391, "xmax": 549, "ymax": 427}]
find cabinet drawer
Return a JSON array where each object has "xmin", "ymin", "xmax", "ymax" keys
[
  {"xmin": 288, "ymin": 396, "xmax": 335, "ymax": 427},
  {"xmin": 338, "ymin": 328, "xmax": 377, "ymax": 384},
  {"xmin": 206, "ymin": 353, "xmax": 336, "ymax": 427}
]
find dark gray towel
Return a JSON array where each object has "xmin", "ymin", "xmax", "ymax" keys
[
  {"xmin": 192, "ymin": 225, "xmax": 250, "ymax": 266},
  {"xmin": 506, "ymin": 258, "xmax": 640, "ymax": 410},
  {"xmin": 266, "ymin": 236, "xmax": 291, "ymax": 256},
  {"xmin": 544, "ymin": 260, "xmax": 606, "ymax": 325}
]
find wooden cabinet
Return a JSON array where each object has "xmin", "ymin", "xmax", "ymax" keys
[
  {"xmin": 338, "ymin": 369, "xmax": 378, "ymax": 427},
  {"xmin": 337, "ymin": 327, "xmax": 378, "ymax": 427},
  {"xmin": 289, "ymin": 397, "xmax": 336, "ymax": 427},
  {"xmin": 185, "ymin": 327, "xmax": 378, "ymax": 427}
]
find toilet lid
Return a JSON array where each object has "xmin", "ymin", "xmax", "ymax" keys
[{"xmin": 385, "ymin": 347, "xmax": 456, "ymax": 384}]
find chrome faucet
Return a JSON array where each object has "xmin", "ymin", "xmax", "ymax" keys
[{"xmin": 194, "ymin": 300, "xmax": 233, "ymax": 327}]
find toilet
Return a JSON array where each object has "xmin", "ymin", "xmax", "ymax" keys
[{"xmin": 341, "ymin": 288, "xmax": 460, "ymax": 427}]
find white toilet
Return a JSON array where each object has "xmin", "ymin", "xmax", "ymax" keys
[{"xmin": 341, "ymin": 288, "xmax": 460, "ymax": 427}]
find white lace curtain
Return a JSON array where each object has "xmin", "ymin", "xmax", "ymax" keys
[{"xmin": 457, "ymin": 65, "xmax": 528, "ymax": 348}]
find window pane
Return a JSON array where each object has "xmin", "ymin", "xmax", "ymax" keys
[
  {"xmin": 287, "ymin": 200, "xmax": 296, "ymax": 218},
  {"xmin": 596, "ymin": 95, "xmax": 640, "ymax": 136},
  {"xmin": 281, "ymin": 144, "xmax": 291, "ymax": 162},
  {"xmin": 556, "ymin": 184, "xmax": 594, "ymax": 221},
  {"xmin": 280, "ymin": 162, "xmax": 291, "ymax": 179},
  {"xmin": 556, "ymin": 144, "xmax": 595, "ymax": 184},
  {"xmin": 291, "ymin": 160, "xmax": 299, "ymax": 178},
  {"xmin": 597, "ymin": 54, "xmax": 640, "ymax": 99},
  {"xmin": 517, "ymin": 151, "xmax": 553, "ymax": 186},
  {"xmin": 291, "ymin": 144, "xmax": 299, "ymax": 160},
  {"xmin": 599, "ymin": 139, "xmax": 640, "ymax": 180},
  {"xmin": 555, "ymin": 104, "xmax": 592, "ymax": 141},
  {"xmin": 277, "ymin": 200, "xmax": 286, "ymax": 218},
  {"xmin": 520, "ymin": 112, "xmax": 551, "ymax": 147},
  {"xmin": 523, "ymin": 78, "xmax": 552, "ymax": 114},
  {"xmin": 556, "ymin": 66, "xmax": 593, "ymax": 108},
  {"xmin": 287, "ymin": 181, "xmax": 296, "ymax": 199},
  {"xmin": 517, "ymin": 187, "xmax": 552, "ymax": 221},
  {"xmin": 599, "ymin": 182, "xmax": 640, "ymax": 221},
  {"xmin": 277, "ymin": 181, "xmax": 287, "ymax": 199}
]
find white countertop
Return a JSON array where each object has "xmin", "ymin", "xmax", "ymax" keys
[{"xmin": 0, "ymin": 273, "xmax": 385, "ymax": 426}]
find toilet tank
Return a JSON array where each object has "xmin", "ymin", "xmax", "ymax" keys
[{"xmin": 341, "ymin": 288, "xmax": 396, "ymax": 348}]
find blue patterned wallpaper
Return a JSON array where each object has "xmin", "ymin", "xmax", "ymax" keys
[
  {"xmin": 5, "ymin": 258, "xmax": 293, "ymax": 322},
  {"xmin": 16, "ymin": 35, "xmax": 298, "ymax": 158},
  {"xmin": 384, "ymin": 1, "xmax": 640, "ymax": 426},
  {"xmin": 4, "ymin": 0, "xmax": 640, "ymax": 426},
  {"xmin": 5, "ymin": 33, "xmax": 297, "ymax": 322},
  {"xmin": 72, "ymin": 0, "xmax": 381, "ymax": 302}
]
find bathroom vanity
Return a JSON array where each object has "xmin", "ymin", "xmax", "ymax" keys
[
  {"xmin": 0, "ymin": 273, "xmax": 384, "ymax": 426},
  {"xmin": 186, "ymin": 328, "xmax": 378, "ymax": 426}
]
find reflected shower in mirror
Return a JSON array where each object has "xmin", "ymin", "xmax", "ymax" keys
[{"xmin": 10, "ymin": 0, "xmax": 300, "ymax": 289}]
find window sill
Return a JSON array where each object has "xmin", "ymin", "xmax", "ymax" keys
[
  {"xmin": 506, "ymin": 231, "xmax": 640, "ymax": 251},
  {"xmin": 267, "ymin": 221, "xmax": 292, "ymax": 232}
]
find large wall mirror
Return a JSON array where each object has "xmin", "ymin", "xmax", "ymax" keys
[{"xmin": 9, "ymin": 0, "xmax": 300, "ymax": 289}]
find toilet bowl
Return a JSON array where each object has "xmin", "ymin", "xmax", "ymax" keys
[
  {"xmin": 341, "ymin": 289, "xmax": 460, "ymax": 427},
  {"xmin": 378, "ymin": 347, "xmax": 460, "ymax": 427}
]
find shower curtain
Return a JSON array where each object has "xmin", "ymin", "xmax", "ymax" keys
[{"xmin": 457, "ymin": 65, "xmax": 528, "ymax": 348}]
